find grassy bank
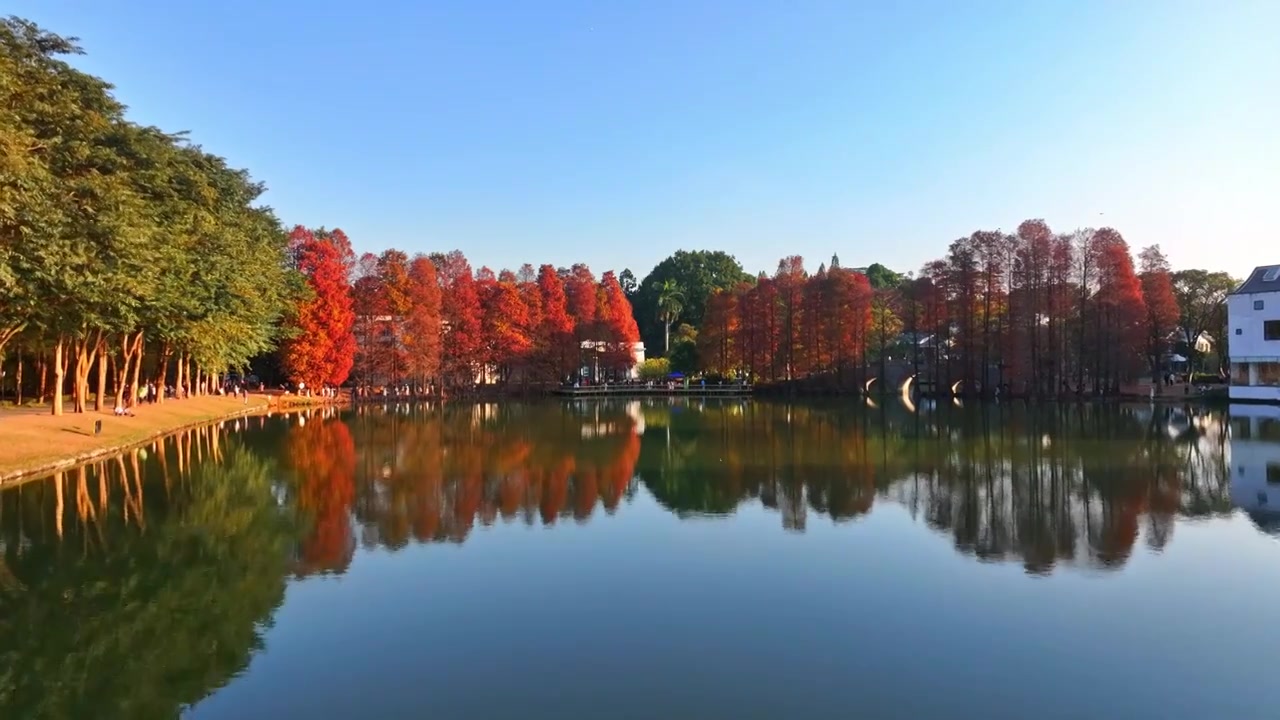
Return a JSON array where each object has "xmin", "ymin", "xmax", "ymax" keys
[{"xmin": 0, "ymin": 396, "xmax": 273, "ymax": 484}]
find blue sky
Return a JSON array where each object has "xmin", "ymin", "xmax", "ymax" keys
[{"xmin": 13, "ymin": 0, "xmax": 1278, "ymax": 280}]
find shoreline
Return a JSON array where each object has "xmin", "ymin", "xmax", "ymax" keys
[{"xmin": 0, "ymin": 393, "xmax": 345, "ymax": 487}]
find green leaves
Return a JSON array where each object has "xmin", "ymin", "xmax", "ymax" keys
[{"xmin": 0, "ymin": 17, "xmax": 293, "ymax": 372}]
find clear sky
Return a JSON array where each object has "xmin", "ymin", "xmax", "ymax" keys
[{"xmin": 12, "ymin": 0, "xmax": 1278, "ymax": 280}]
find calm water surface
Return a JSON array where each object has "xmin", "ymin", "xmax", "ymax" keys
[{"xmin": 3, "ymin": 400, "xmax": 1280, "ymax": 719}]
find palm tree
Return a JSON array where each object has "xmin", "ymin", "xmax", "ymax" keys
[{"xmin": 656, "ymin": 280, "xmax": 685, "ymax": 355}]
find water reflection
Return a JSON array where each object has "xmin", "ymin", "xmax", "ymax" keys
[
  {"xmin": 1227, "ymin": 404, "xmax": 1280, "ymax": 536},
  {"xmin": 269, "ymin": 400, "xmax": 1243, "ymax": 578},
  {"xmin": 0, "ymin": 400, "xmax": 1273, "ymax": 719},
  {"xmin": 0, "ymin": 422, "xmax": 294, "ymax": 720}
]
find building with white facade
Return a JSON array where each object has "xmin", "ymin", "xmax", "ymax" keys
[
  {"xmin": 579, "ymin": 340, "xmax": 646, "ymax": 380},
  {"xmin": 1227, "ymin": 265, "xmax": 1280, "ymax": 402}
]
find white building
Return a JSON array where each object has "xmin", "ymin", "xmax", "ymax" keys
[
  {"xmin": 1227, "ymin": 265, "xmax": 1280, "ymax": 402},
  {"xmin": 1228, "ymin": 404, "xmax": 1280, "ymax": 535},
  {"xmin": 579, "ymin": 340, "xmax": 646, "ymax": 380}
]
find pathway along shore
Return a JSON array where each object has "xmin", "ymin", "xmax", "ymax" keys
[{"xmin": 0, "ymin": 393, "xmax": 345, "ymax": 486}]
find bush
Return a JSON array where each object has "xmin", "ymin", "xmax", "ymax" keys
[{"xmin": 637, "ymin": 358, "xmax": 671, "ymax": 381}]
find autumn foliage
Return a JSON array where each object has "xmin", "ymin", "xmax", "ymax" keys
[
  {"xmin": 697, "ymin": 223, "xmax": 1197, "ymax": 396},
  {"xmin": 348, "ymin": 252, "xmax": 640, "ymax": 390},
  {"xmin": 280, "ymin": 227, "xmax": 357, "ymax": 389},
  {"xmin": 698, "ymin": 257, "xmax": 873, "ymax": 382}
]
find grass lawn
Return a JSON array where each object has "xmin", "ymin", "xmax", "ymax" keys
[{"xmin": 0, "ymin": 395, "xmax": 270, "ymax": 482}]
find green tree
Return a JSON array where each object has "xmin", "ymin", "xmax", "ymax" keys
[
  {"xmin": 631, "ymin": 251, "xmax": 752, "ymax": 354},
  {"xmin": 668, "ymin": 323, "xmax": 699, "ymax": 374},
  {"xmin": 864, "ymin": 262, "xmax": 906, "ymax": 290},
  {"xmin": 1171, "ymin": 270, "xmax": 1237, "ymax": 373},
  {"xmin": 619, "ymin": 268, "xmax": 637, "ymax": 297},
  {"xmin": 656, "ymin": 279, "xmax": 685, "ymax": 355},
  {"xmin": 0, "ymin": 18, "xmax": 298, "ymax": 413}
]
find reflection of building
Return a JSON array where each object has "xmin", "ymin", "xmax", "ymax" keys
[
  {"xmin": 1228, "ymin": 265, "xmax": 1280, "ymax": 402},
  {"xmin": 1228, "ymin": 404, "xmax": 1280, "ymax": 534}
]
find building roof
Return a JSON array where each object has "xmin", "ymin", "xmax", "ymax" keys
[{"xmin": 1231, "ymin": 265, "xmax": 1280, "ymax": 295}]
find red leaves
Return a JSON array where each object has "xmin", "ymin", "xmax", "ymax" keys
[
  {"xmin": 345, "ymin": 252, "xmax": 643, "ymax": 388},
  {"xmin": 403, "ymin": 256, "xmax": 442, "ymax": 383},
  {"xmin": 437, "ymin": 251, "xmax": 483, "ymax": 388},
  {"xmin": 1139, "ymin": 245, "xmax": 1180, "ymax": 373},
  {"xmin": 535, "ymin": 264, "xmax": 578, "ymax": 380},
  {"xmin": 697, "ymin": 288, "xmax": 741, "ymax": 374},
  {"xmin": 480, "ymin": 275, "xmax": 534, "ymax": 380},
  {"xmin": 286, "ymin": 417, "xmax": 356, "ymax": 575},
  {"xmin": 281, "ymin": 226, "xmax": 356, "ymax": 389},
  {"xmin": 597, "ymin": 270, "xmax": 640, "ymax": 373},
  {"xmin": 710, "ymin": 260, "xmax": 874, "ymax": 382}
]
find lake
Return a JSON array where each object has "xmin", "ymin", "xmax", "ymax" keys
[{"xmin": 2, "ymin": 399, "xmax": 1279, "ymax": 719}]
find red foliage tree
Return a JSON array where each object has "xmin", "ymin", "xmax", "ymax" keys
[
  {"xmin": 350, "ymin": 252, "xmax": 384, "ymax": 385},
  {"xmin": 403, "ymin": 255, "xmax": 442, "ymax": 387},
  {"xmin": 773, "ymin": 256, "xmax": 807, "ymax": 379},
  {"xmin": 823, "ymin": 268, "xmax": 873, "ymax": 379},
  {"xmin": 698, "ymin": 288, "xmax": 741, "ymax": 375},
  {"xmin": 434, "ymin": 250, "xmax": 483, "ymax": 390},
  {"xmin": 535, "ymin": 264, "xmax": 578, "ymax": 382},
  {"xmin": 563, "ymin": 263, "xmax": 599, "ymax": 342},
  {"xmin": 280, "ymin": 226, "xmax": 356, "ymax": 389},
  {"xmin": 741, "ymin": 275, "xmax": 780, "ymax": 381},
  {"xmin": 376, "ymin": 249, "xmax": 412, "ymax": 385},
  {"xmin": 1092, "ymin": 228, "xmax": 1147, "ymax": 391},
  {"xmin": 596, "ymin": 271, "xmax": 641, "ymax": 375},
  {"xmin": 1138, "ymin": 245, "xmax": 1180, "ymax": 384},
  {"xmin": 481, "ymin": 275, "xmax": 533, "ymax": 382}
]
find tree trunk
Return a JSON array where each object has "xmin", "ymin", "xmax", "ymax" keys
[
  {"xmin": 15, "ymin": 351, "xmax": 23, "ymax": 406},
  {"xmin": 72, "ymin": 336, "xmax": 89, "ymax": 414},
  {"xmin": 38, "ymin": 352, "xmax": 47, "ymax": 403},
  {"xmin": 113, "ymin": 352, "xmax": 128, "ymax": 410},
  {"xmin": 51, "ymin": 337, "xmax": 65, "ymax": 416},
  {"xmin": 175, "ymin": 352, "xmax": 185, "ymax": 398},
  {"xmin": 95, "ymin": 345, "xmax": 109, "ymax": 412},
  {"xmin": 129, "ymin": 333, "xmax": 144, "ymax": 404},
  {"xmin": 156, "ymin": 344, "xmax": 171, "ymax": 405}
]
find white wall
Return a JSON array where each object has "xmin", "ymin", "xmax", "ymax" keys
[
  {"xmin": 1231, "ymin": 385, "xmax": 1280, "ymax": 402},
  {"xmin": 1228, "ymin": 290, "xmax": 1280, "ymax": 360}
]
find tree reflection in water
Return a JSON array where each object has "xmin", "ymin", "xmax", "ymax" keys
[
  {"xmin": 282, "ymin": 400, "xmax": 1232, "ymax": 578},
  {"xmin": 0, "ymin": 421, "xmax": 295, "ymax": 720},
  {"xmin": 0, "ymin": 401, "xmax": 1244, "ymax": 717}
]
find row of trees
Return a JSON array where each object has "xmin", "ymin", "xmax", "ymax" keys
[
  {"xmin": 691, "ymin": 222, "xmax": 1236, "ymax": 396},
  {"xmin": 0, "ymin": 18, "xmax": 646, "ymax": 410},
  {"xmin": 697, "ymin": 256, "xmax": 880, "ymax": 382},
  {"xmin": 331, "ymin": 250, "xmax": 640, "ymax": 392},
  {"xmin": 1, "ymin": 19, "xmax": 297, "ymax": 414}
]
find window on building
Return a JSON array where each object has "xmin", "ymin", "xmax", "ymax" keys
[
  {"xmin": 1236, "ymin": 328, "xmax": 1243, "ymax": 335},
  {"xmin": 1266, "ymin": 320, "xmax": 1280, "ymax": 341},
  {"xmin": 1264, "ymin": 418, "xmax": 1280, "ymax": 442},
  {"xmin": 1270, "ymin": 464, "xmax": 1280, "ymax": 485},
  {"xmin": 1265, "ymin": 267, "xmax": 1280, "ymax": 282},
  {"xmin": 1258, "ymin": 362, "xmax": 1280, "ymax": 387},
  {"xmin": 1257, "ymin": 300, "xmax": 1266, "ymax": 310},
  {"xmin": 1232, "ymin": 416, "xmax": 1252, "ymax": 438},
  {"xmin": 1231, "ymin": 363, "xmax": 1250, "ymax": 385}
]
